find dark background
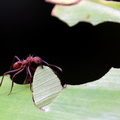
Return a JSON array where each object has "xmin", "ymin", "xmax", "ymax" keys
[{"xmin": 0, "ymin": 0, "xmax": 120, "ymax": 85}]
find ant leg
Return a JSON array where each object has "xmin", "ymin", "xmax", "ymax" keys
[
  {"xmin": 42, "ymin": 60, "xmax": 62, "ymax": 72},
  {"xmin": 23, "ymin": 72, "xmax": 29, "ymax": 84},
  {"xmin": 14, "ymin": 56, "xmax": 21, "ymax": 61},
  {"xmin": 0, "ymin": 68, "xmax": 21, "ymax": 87},
  {"xmin": 26, "ymin": 66, "xmax": 33, "ymax": 92},
  {"xmin": 8, "ymin": 68, "xmax": 25, "ymax": 95},
  {"xmin": 23, "ymin": 66, "xmax": 32, "ymax": 85}
]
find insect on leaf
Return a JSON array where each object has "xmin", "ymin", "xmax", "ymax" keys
[{"xmin": 32, "ymin": 65, "xmax": 63, "ymax": 110}]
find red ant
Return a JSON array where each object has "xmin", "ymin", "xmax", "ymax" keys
[{"xmin": 0, "ymin": 55, "xmax": 62, "ymax": 95}]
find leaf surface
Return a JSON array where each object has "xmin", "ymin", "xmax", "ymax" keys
[
  {"xmin": 0, "ymin": 68, "xmax": 120, "ymax": 120},
  {"xmin": 51, "ymin": 0, "xmax": 120, "ymax": 26},
  {"xmin": 32, "ymin": 65, "xmax": 63, "ymax": 109}
]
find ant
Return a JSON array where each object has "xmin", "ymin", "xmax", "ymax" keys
[{"xmin": 0, "ymin": 55, "xmax": 62, "ymax": 95}]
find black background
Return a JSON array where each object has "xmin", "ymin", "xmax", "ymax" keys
[{"xmin": 0, "ymin": 0, "xmax": 120, "ymax": 85}]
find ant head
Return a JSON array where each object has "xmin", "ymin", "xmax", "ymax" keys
[
  {"xmin": 33, "ymin": 56, "xmax": 43, "ymax": 64},
  {"xmin": 13, "ymin": 61, "xmax": 22, "ymax": 69}
]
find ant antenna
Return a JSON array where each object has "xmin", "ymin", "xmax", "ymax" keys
[{"xmin": 43, "ymin": 60, "xmax": 62, "ymax": 72}]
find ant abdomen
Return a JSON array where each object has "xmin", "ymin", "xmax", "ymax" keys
[{"xmin": 13, "ymin": 61, "xmax": 22, "ymax": 69}]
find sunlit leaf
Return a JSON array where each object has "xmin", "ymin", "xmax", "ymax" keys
[
  {"xmin": 32, "ymin": 65, "xmax": 63, "ymax": 110},
  {"xmin": 51, "ymin": 0, "xmax": 120, "ymax": 26},
  {"xmin": 45, "ymin": 0, "xmax": 80, "ymax": 5}
]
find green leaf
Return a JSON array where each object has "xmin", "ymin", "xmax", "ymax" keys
[
  {"xmin": 0, "ymin": 67, "xmax": 120, "ymax": 120},
  {"xmin": 45, "ymin": 0, "xmax": 80, "ymax": 5},
  {"xmin": 51, "ymin": 0, "xmax": 120, "ymax": 26},
  {"xmin": 32, "ymin": 65, "xmax": 63, "ymax": 110}
]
